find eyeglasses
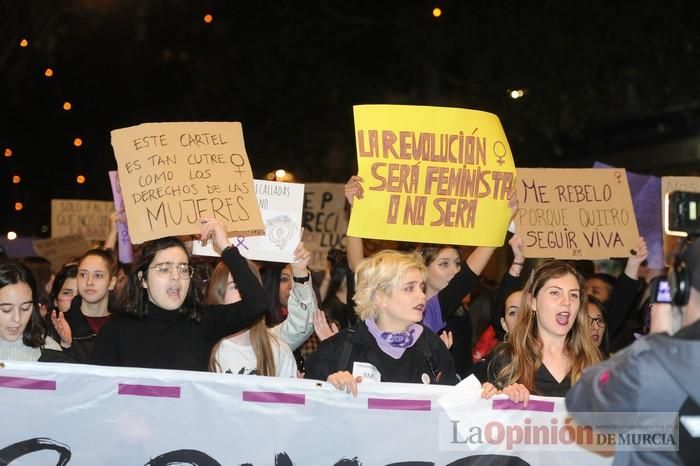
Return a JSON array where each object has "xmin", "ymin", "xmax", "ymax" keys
[
  {"xmin": 148, "ymin": 263, "xmax": 194, "ymax": 278},
  {"xmin": 588, "ymin": 316, "xmax": 606, "ymax": 327}
]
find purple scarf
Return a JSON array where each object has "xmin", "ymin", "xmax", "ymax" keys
[{"xmin": 365, "ymin": 319, "xmax": 423, "ymax": 359}]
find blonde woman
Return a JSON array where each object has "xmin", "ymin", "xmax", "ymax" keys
[
  {"xmin": 481, "ymin": 261, "xmax": 601, "ymax": 404},
  {"xmin": 306, "ymin": 250, "xmax": 458, "ymax": 395}
]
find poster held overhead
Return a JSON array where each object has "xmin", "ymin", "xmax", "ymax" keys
[
  {"xmin": 110, "ymin": 122, "xmax": 264, "ymax": 244},
  {"xmin": 514, "ymin": 168, "xmax": 640, "ymax": 259},
  {"xmin": 348, "ymin": 105, "xmax": 516, "ymax": 247},
  {"xmin": 192, "ymin": 180, "xmax": 304, "ymax": 264}
]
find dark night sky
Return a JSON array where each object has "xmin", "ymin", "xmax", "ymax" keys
[{"xmin": 2, "ymin": 0, "xmax": 700, "ymax": 237}]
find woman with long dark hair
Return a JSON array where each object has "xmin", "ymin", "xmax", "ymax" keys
[
  {"xmin": 91, "ymin": 218, "xmax": 268, "ymax": 371},
  {"xmin": 482, "ymin": 261, "xmax": 601, "ymax": 402},
  {"xmin": 0, "ymin": 262, "xmax": 72, "ymax": 362}
]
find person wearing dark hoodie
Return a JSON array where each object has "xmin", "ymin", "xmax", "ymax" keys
[
  {"xmin": 566, "ymin": 239, "xmax": 700, "ymax": 466},
  {"xmin": 64, "ymin": 248, "xmax": 119, "ymax": 363}
]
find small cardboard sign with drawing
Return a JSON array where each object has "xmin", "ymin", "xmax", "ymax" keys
[
  {"xmin": 110, "ymin": 122, "xmax": 264, "ymax": 244},
  {"xmin": 514, "ymin": 168, "xmax": 639, "ymax": 259},
  {"xmin": 193, "ymin": 180, "xmax": 304, "ymax": 264}
]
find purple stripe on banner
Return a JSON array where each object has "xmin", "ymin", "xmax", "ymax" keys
[
  {"xmin": 242, "ymin": 391, "xmax": 305, "ymax": 405},
  {"xmin": 118, "ymin": 383, "xmax": 180, "ymax": 398},
  {"xmin": 368, "ymin": 398, "xmax": 431, "ymax": 411},
  {"xmin": 492, "ymin": 399, "xmax": 555, "ymax": 413},
  {"xmin": 0, "ymin": 375, "xmax": 56, "ymax": 391}
]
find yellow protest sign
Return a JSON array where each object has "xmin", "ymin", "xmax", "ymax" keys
[
  {"xmin": 110, "ymin": 122, "xmax": 264, "ymax": 244},
  {"xmin": 514, "ymin": 168, "xmax": 639, "ymax": 259},
  {"xmin": 348, "ymin": 105, "xmax": 515, "ymax": 246}
]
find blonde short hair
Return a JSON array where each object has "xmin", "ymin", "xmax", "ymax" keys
[{"xmin": 353, "ymin": 250, "xmax": 426, "ymax": 321}]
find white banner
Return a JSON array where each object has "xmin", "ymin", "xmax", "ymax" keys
[
  {"xmin": 193, "ymin": 180, "xmax": 304, "ymax": 263},
  {"xmin": 0, "ymin": 362, "xmax": 615, "ymax": 465}
]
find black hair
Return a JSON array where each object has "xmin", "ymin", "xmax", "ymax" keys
[
  {"xmin": 119, "ymin": 237, "xmax": 204, "ymax": 321},
  {"xmin": 0, "ymin": 261, "xmax": 46, "ymax": 347},
  {"xmin": 49, "ymin": 263, "xmax": 78, "ymax": 311},
  {"xmin": 260, "ymin": 263, "xmax": 287, "ymax": 326},
  {"xmin": 588, "ymin": 273, "xmax": 616, "ymax": 289},
  {"xmin": 19, "ymin": 256, "xmax": 53, "ymax": 308},
  {"xmin": 321, "ymin": 250, "xmax": 349, "ymax": 309}
]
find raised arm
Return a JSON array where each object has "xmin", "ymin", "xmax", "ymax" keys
[
  {"xmin": 271, "ymin": 241, "xmax": 316, "ymax": 350},
  {"xmin": 605, "ymin": 236, "xmax": 648, "ymax": 338},
  {"xmin": 491, "ymin": 234, "xmax": 526, "ymax": 340},
  {"xmin": 200, "ymin": 219, "xmax": 268, "ymax": 342},
  {"xmin": 345, "ymin": 175, "xmax": 365, "ymax": 272}
]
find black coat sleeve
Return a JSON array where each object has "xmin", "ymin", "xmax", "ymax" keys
[
  {"xmin": 203, "ymin": 246, "xmax": 269, "ymax": 344},
  {"xmin": 90, "ymin": 317, "xmax": 121, "ymax": 366},
  {"xmin": 437, "ymin": 263, "xmax": 480, "ymax": 322},
  {"xmin": 425, "ymin": 332, "xmax": 459, "ymax": 385},
  {"xmin": 304, "ymin": 332, "xmax": 345, "ymax": 381},
  {"xmin": 604, "ymin": 273, "xmax": 640, "ymax": 339}
]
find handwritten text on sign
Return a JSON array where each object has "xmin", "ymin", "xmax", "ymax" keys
[
  {"xmin": 51, "ymin": 199, "xmax": 114, "ymax": 241},
  {"xmin": 348, "ymin": 105, "xmax": 516, "ymax": 247},
  {"xmin": 514, "ymin": 168, "xmax": 639, "ymax": 259},
  {"xmin": 110, "ymin": 122, "xmax": 263, "ymax": 243},
  {"xmin": 303, "ymin": 183, "xmax": 348, "ymax": 270}
]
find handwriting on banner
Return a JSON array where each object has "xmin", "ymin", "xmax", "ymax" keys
[
  {"xmin": 0, "ymin": 440, "xmax": 540, "ymax": 466},
  {"xmin": 357, "ymin": 130, "xmax": 514, "ymax": 228},
  {"xmin": 515, "ymin": 169, "xmax": 639, "ymax": 259},
  {"xmin": 111, "ymin": 123, "xmax": 264, "ymax": 243}
]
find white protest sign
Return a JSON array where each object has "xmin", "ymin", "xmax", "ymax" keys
[{"xmin": 192, "ymin": 180, "xmax": 304, "ymax": 263}]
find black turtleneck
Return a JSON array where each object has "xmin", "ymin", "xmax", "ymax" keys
[{"xmin": 91, "ymin": 246, "xmax": 268, "ymax": 371}]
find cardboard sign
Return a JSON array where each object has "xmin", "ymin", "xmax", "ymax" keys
[
  {"xmin": 661, "ymin": 176, "xmax": 700, "ymax": 265},
  {"xmin": 193, "ymin": 180, "xmax": 304, "ymax": 263},
  {"xmin": 51, "ymin": 199, "xmax": 114, "ymax": 241},
  {"xmin": 514, "ymin": 168, "xmax": 639, "ymax": 259},
  {"xmin": 594, "ymin": 162, "xmax": 663, "ymax": 269},
  {"xmin": 108, "ymin": 170, "xmax": 134, "ymax": 263},
  {"xmin": 302, "ymin": 182, "xmax": 348, "ymax": 270},
  {"xmin": 348, "ymin": 105, "xmax": 516, "ymax": 247},
  {"xmin": 110, "ymin": 122, "xmax": 264, "ymax": 244},
  {"xmin": 32, "ymin": 234, "xmax": 91, "ymax": 271}
]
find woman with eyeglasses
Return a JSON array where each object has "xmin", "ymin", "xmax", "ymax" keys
[
  {"xmin": 586, "ymin": 295, "xmax": 610, "ymax": 356},
  {"xmin": 91, "ymin": 218, "xmax": 268, "ymax": 371}
]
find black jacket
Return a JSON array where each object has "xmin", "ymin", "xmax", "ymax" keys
[
  {"xmin": 63, "ymin": 295, "xmax": 118, "ymax": 363},
  {"xmin": 305, "ymin": 321, "xmax": 459, "ymax": 385},
  {"xmin": 90, "ymin": 246, "xmax": 268, "ymax": 371}
]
